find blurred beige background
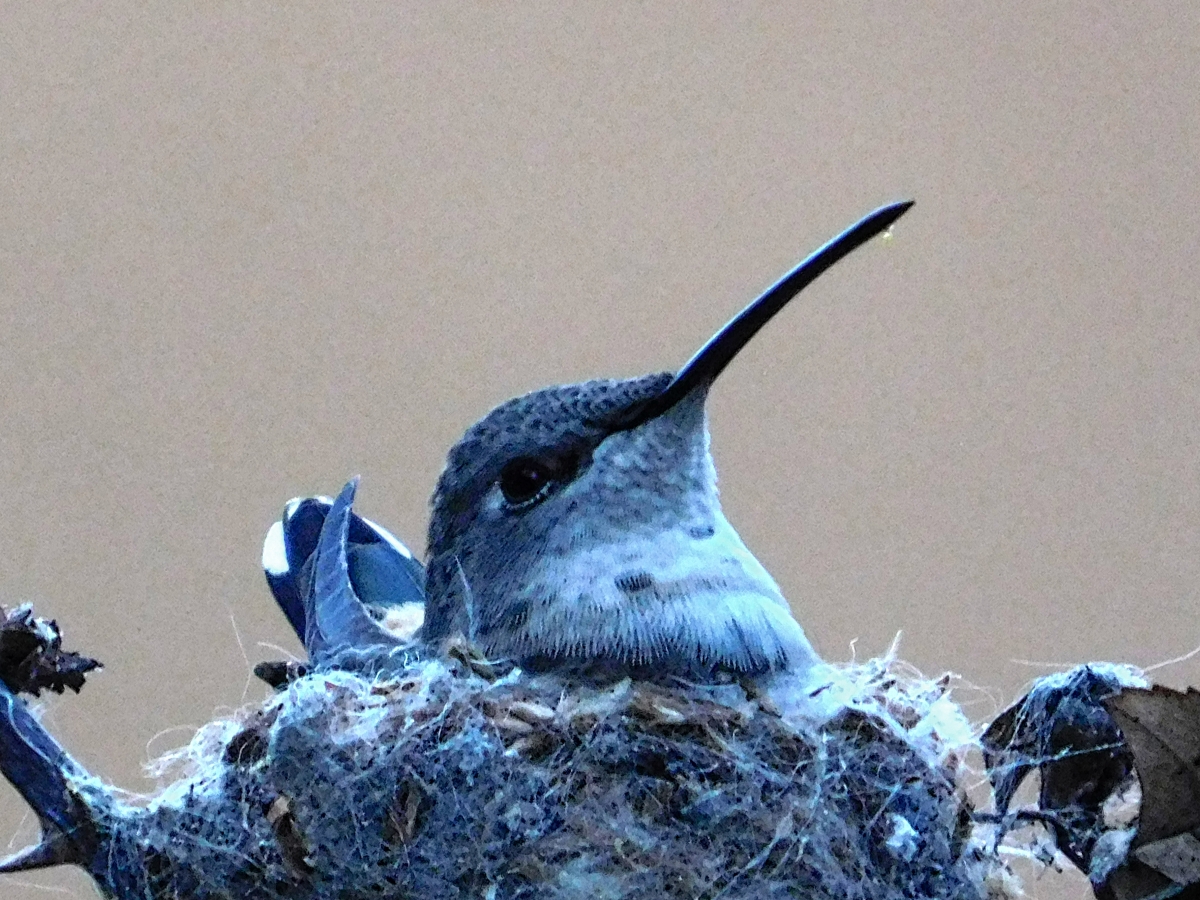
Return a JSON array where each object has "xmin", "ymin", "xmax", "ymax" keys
[{"xmin": 1, "ymin": 4, "xmax": 1197, "ymax": 897}]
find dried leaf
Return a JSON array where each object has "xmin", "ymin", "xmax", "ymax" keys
[
  {"xmin": 0, "ymin": 604, "xmax": 101, "ymax": 696},
  {"xmin": 1095, "ymin": 686, "xmax": 1200, "ymax": 900},
  {"xmin": 506, "ymin": 700, "xmax": 556, "ymax": 726},
  {"xmin": 254, "ymin": 660, "xmax": 309, "ymax": 690},
  {"xmin": 1106, "ymin": 687, "xmax": 1200, "ymax": 846}
]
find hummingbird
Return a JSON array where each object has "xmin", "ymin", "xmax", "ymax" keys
[{"xmin": 263, "ymin": 200, "xmax": 913, "ymax": 682}]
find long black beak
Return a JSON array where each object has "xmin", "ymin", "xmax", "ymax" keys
[{"xmin": 620, "ymin": 199, "xmax": 914, "ymax": 430}]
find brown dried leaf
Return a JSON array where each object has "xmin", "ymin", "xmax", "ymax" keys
[
  {"xmin": 1096, "ymin": 686, "xmax": 1200, "ymax": 900},
  {"xmin": 444, "ymin": 636, "xmax": 500, "ymax": 680},
  {"xmin": 387, "ymin": 780, "xmax": 429, "ymax": 844},
  {"xmin": 628, "ymin": 689, "xmax": 689, "ymax": 725},
  {"xmin": 506, "ymin": 700, "xmax": 556, "ymax": 726},
  {"xmin": 489, "ymin": 713, "xmax": 534, "ymax": 735},
  {"xmin": 1106, "ymin": 687, "xmax": 1200, "ymax": 846},
  {"xmin": 0, "ymin": 604, "xmax": 101, "ymax": 696},
  {"xmin": 266, "ymin": 793, "xmax": 314, "ymax": 877}
]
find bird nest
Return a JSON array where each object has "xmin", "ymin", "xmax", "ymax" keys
[
  {"xmin": 10, "ymin": 599, "xmax": 1186, "ymax": 900},
  {"xmin": 100, "ymin": 640, "xmax": 995, "ymax": 900}
]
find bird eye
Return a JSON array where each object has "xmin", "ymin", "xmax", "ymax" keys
[{"xmin": 499, "ymin": 457, "xmax": 555, "ymax": 509}]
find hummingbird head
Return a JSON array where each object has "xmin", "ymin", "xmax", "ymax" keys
[
  {"xmin": 420, "ymin": 200, "xmax": 913, "ymax": 680},
  {"xmin": 423, "ymin": 371, "xmax": 811, "ymax": 677}
]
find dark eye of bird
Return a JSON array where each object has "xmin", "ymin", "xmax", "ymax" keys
[{"xmin": 499, "ymin": 457, "xmax": 556, "ymax": 508}]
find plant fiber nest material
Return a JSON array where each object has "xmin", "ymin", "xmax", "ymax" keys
[{"xmin": 88, "ymin": 645, "xmax": 1003, "ymax": 900}]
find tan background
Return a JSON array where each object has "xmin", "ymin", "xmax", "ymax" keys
[{"xmin": 1, "ymin": 5, "xmax": 1198, "ymax": 898}]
